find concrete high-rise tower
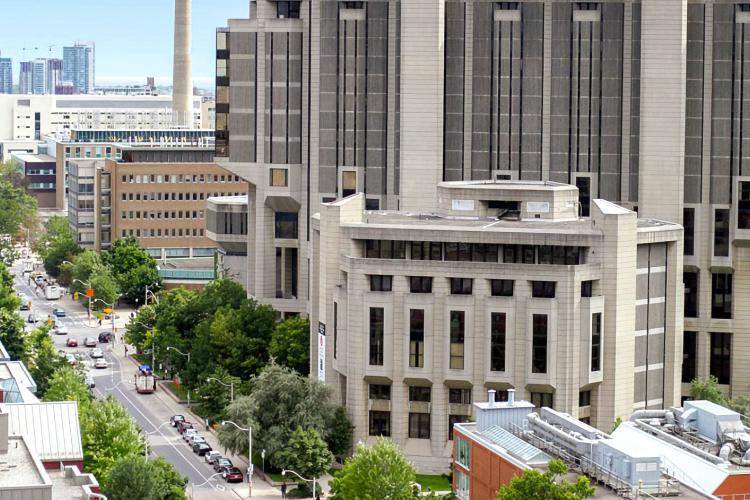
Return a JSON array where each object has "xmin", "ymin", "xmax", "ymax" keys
[{"xmin": 172, "ymin": 0, "xmax": 192, "ymax": 128}]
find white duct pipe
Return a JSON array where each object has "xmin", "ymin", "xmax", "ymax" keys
[
  {"xmin": 633, "ymin": 420, "xmax": 727, "ymax": 465},
  {"xmin": 527, "ymin": 413, "xmax": 597, "ymax": 458},
  {"xmin": 629, "ymin": 410, "xmax": 668, "ymax": 422}
]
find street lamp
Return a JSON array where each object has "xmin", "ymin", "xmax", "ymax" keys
[
  {"xmin": 145, "ymin": 283, "xmax": 160, "ymax": 305},
  {"xmin": 72, "ymin": 278, "xmax": 92, "ymax": 324},
  {"xmin": 221, "ymin": 420, "xmax": 252, "ymax": 498},
  {"xmin": 189, "ymin": 472, "xmax": 226, "ymax": 500},
  {"xmin": 282, "ymin": 469, "xmax": 317, "ymax": 499},
  {"xmin": 93, "ymin": 297, "xmax": 117, "ymax": 336},
  {"xmin": 132, "ymin": 320, "xmax": 156, "ymax": 370},
  {"xmin": 166, "ymin": 346, "xmax": 191, "ymax": 406},
  {"xmin": 143, "ymin": 421, "xmax": 171, "ymax": 459},
  {"xmin": 206, "ymin": 377, "xmax": 234, "ymax": 402}
]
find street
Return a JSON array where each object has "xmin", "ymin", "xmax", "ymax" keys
[{"xmin": 11, "ymin": 260, "xmax": 283, "ymax": 499}]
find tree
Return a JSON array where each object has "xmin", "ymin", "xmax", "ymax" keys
[
  {"xmin": 0, "ymin": 309, "xmax": 28, "ymax": 362},
  {"xmin": 104, "ymin": 456, "xmax": 187, "ymax": 500},
  {"xmin": 195, "ymin": 366, "xmax": 241, "ymax": 421},
  {"xmin": 497, "ymin": 459, "xmax": 595, "ymax": 500},
  {"xmin": 124, "ymin": 304, "xmax": 157, "ymax": 351},
  {"xmin": 689, "ymin": 375, "xmax": 726, "ymax": 404},
  {"xmin": 0, "ymin": 176, "xmax": 37, "ymax": 248},
  {"xmin": 27, "ymin": 326, "xmax": 65, "ymax": 395},
  {"xmin": 327, "ymin": 406, "xmax": 354, "ymax": 459},
  {"xmin": 276, "ymin": 427, "xmax": 332, "ymax": 496},
  {"xmin": 0, "ymin": 261, "xmax": 20, "ymax": 311},
  {"xmin": 102, "ymin": 236, "xmax": 161, "ymax": 303},
  {"xmin": 43, "ymin": 365, "xmax": 92, "ymax": 413},
  {"xmin": 81, "ymin": 396, "xmax": 145, "ymax": 483},
  {"xmin": 35, "ymin": 215, "xmax": 81, "ymax": 277},
  {"xmin": 90, "ymin": 270, "xmax": 120, "ymax": 306},
  {"xmin": 70, "ymin": 250, "xmax": 119, "ymax": 307},
  {"xmin": 270, "ymin": 316, "xmax": 310, "ymax": 375},
  {"xmin": 329, "ymin": 438, "xmax": 416, "ymax": 500}
]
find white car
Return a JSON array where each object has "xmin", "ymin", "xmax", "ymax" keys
[
  {"xmin": 205, "ymin": 451, "xmax": 222, "ymax": 464},
  {"xmin": 94, "ymin": 358, "xmax": 108, "ymax": 369},
  {"xmin": 84, "ymin": 372, "xmax": 95, "ymax": 388},
  {"xmin": 183, "ymin": 429, "xmax": 197, "ymax": 443},
  {"xmin": 89, "ymin": 348, "xmax": 104, "ymax": 359},
  {"xmin": 53, "ymin": 325, "xmax": 69, "ymax": 335},
  {"xmin": 189, "ymin": 435, "xmax": 207, "ymax": 447}
]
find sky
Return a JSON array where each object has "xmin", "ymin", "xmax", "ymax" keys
[{"xmin": 0, "ymin": 0, "xmax": 248, "ymax": 88}]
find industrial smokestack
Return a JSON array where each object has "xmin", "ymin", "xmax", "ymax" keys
[{"xmin": 173, "ymin": 0, "xmax": 193, "ymax": 128}]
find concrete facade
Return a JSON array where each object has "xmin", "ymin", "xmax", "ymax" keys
[{"xmin": 310, "ymin": 181, "xmax": 682, "ymax": 471}]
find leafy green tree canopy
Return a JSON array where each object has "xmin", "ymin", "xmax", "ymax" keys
[
  {"xmin": 270, "ymin": 316, "xmax": 310, "ymax": 375},
  {"xmin": 276, "ymin": 427, "xmax": 333, "ymax": 488},
  {"xmin": 102, "ymin": 236, "xmax": 161, "ymax": 302},
  {"xmin": 497, "ymin": 458, "xmax": 595, "ymax": 500},
  {"xmin": 329, "ymin": 438, "xmax": 417, "ymax": 500},
  {"xmin": 34, "ymin": 215, "xmax": 81, "ymax": 277},
  {"xmin": 689, "ymin": 375, "xmax": 726, "ymax": 404},
  {"xmin": 104, "ymin": 456, "xmax": 187, "ymax": 500},
  {"xmin": 0, "ymin": 309, "xmax": 28, "ymax": 362},
  {"xmin": 0, "ymin": 261, "xmax": 20, "ymax": 311},
  {"xmin": 43, "ymin": 365, "xmax": 92, "ymax": 413},
  {"xmin": 27, "ymin": 325, "xmax": 65, "ymax": 395}
]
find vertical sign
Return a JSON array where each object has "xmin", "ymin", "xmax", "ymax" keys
[{"xmin": 318, "ymin": 322, "xmax": 326, "ymax": 382}]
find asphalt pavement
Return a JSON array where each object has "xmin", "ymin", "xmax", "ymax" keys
[{"xmin": 11, "ymin": 259, "xmax": 284, "ymax": 500}]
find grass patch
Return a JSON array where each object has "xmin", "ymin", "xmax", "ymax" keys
[
  {"xmin": 416, "ymin": 474, "xmax": 451, "ymax": 492},
  {"xmin": 163, "ymin": 381, "xmax": 189, "ymax": 401}
]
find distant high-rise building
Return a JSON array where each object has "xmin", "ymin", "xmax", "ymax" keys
[
  {"xmin": 0, "ymin": 58, "xmax": 12, "ymax": 94},
  {"xmin": 46, "ymin": 59, "xmax": 63, "ymax": 95},
  {"xmin": 31, "ymin": 59, "xmax": 48, "ymax": 95},
  {"xmin": 63, "ymin": 41, "xmax": 94, "ymax": 94},
  {"xmin": 18, "ymin": 62, "xmax": 32, "ymax": 94}
]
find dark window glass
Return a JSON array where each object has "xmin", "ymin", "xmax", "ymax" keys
[
  {"xmin": 364, "ymin": 240, "xmax": 405, "ymax": 259},
  {"xmin": 450, "ymin": 311, "xmax": 465, "ymax": 369},
  {"xmin": 576, "ymin": 177, "xmax": 590, "ymax": 217},
  {"xmin": 522, "ymin": 245, "xmax": 535, "ymax": 264},
  {"xmin": 532, "ymin": 314, "xmax": 548, "ymax": 374},
  {"xmin": 445, "ymin": 242, "xmax": 458, "ymax": 261},
  {"xmin": 682, "ymin": 331, "xmax": 697, "ymax": 383},
  {"xmin": 430, "ymin": 242, "xmax": 443, "ymax": 260},
  {"xmin": 739, "ymin": 182, "xmax": 750, "ymax": 229},
  {"xmin": 458, "ymin": 243, "xmax": 471, "ymax": 261},
  {"xmin": 581, "ymin": 280, "xmax": 593, "ymax": 298},
  {"xmin": 579, "ymin": 390, "xmax": 591, "ymax": 407},
  {"xmin": 411, "ymin": 241, "xmax": 426, "ymax": 260},
  {"xmin": 490, "ymin": 280, "xmax": 514, "ymax": 297},
  {"xmin": 277, "ymin": 1, "xmax": 301, "ymax": 19},
  {"xmin": 591, "ymin": 313, "xmax": 602, "ymax": 372},
  {"xmin": 408, "ymin": 412, "xmax": 431, "ymax": 439},
  {"xmin": 409, "ymin": 276, "xmax": 433, "ymax": 293},
  {"xmin": 409, "ymin": 309, "xmax": 425, "ymax": 368},
  {"xmin": 369, "ymin": 384, "xmax": 391, "ymax": 400},
  {"xmin": 365, "ymin": 240, "xmax": 380, "ymax": 258},
  {"xmin": 552, "ymin": 246, "xmax": 566, "ymax": 265},
  {"xmin": 370, "ymin": 275, "xmax": 392, "ymax": 292},
  {"xmin": 490, "ymin": 312, "xmax": 506, "ymax": 371},
  {"xmin": 450, "ymin": 278, "xmax": 473, "ymax": 295},
  {"xmin": 714, "ymin": 209, "xmax": 730, "ymax": 257},
  {"xmin": 369, "ymin": 308, "xmax": 384, "ymax": 365},
  {"xmin": 530, "ymin": 392, "xmax": 553, "ymax": 409},
  {"xmin": 274, "ymin": 212, "xmax": 298, "ymax": 239},
  {"xmin": 531, "ymin": 281, "xmax": 556, "ymax": 298},
  {"xmin": 502, "ymin": 245, "xmax": 517, "ymax": 263},
  {"xmin": 408, "ymin": 386, "xmax": 431, "ymax": 402},
  {"xmin": 365, "ymin": 198, "xmax": 380, "ymax": 210},
  {"xmin": 448, "ymin": 389, "xmax": 472, "ymax": 405},
  {"xmin": 683, "ymin": 208, "xmax": 695, "ymax": 255},
  {"xmin": 369, "ymin": 411, "xmax": 390, "ymax": 436},
  {"xmin": 711, "ymin": 273, "xmax": 732, "ymax": 319},
  {"xmin": 538, "ymin": 245, "xmax": 553, "ymax": 264},
  {"xmin": 710, "ymin": 332, "xmax": 731, "ymax": 385},
  {"xmin": 472, "ymin": 243, "xmax": 499, "ymax": 262},
  {"xmin": 684, "ymin": 272, "xmax": 698, "ymax": 318},
  {"xmin": 448, "ymin": 415, "xmax": 469, "ymax": 441}
]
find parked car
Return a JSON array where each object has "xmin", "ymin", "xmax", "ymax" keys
[
  {"xmin": 53, "ymin": 325, "xmax": 68, "ymax": 335},
  {"xmin": 94, "ymin": 358, "xmax": 108, "ymax": 369},
  {"xmin": 84, "ymin": 337, "xmax": 97, "ymax": 348},
  {"xmin": 89, "ymin": 348, "xmax": 104, "ymax": 359},
  {"xmin": 84, "ymin": 372, "xmax": 95, "ymax": 388},
  {"xmin": 176, "ymin": 421, "xmax": 193, "ymax": 434},
  {"xmin": 170, "ymin": 415, "xmax": 185, "ymax": 428},
  {"xmin": 213, "ymin": 458, "xmax": 233, "ymax": 473},
  {"xmin": 182, "ymin": 429, "xmax": 198, "ymax": 442},
  {"xmin": 19, "ymin": 302, "xmax": 29, "ymax": 311},
  {"xmin": 222, "ymin": 467, "xmax": 244, "ymax": 483},
  {"xmin": 98, "ymin": 332, "xmax": 113, "ymax": 343},
  {"xmin": 192, "ymin": 442, "xmax": 212, "ymax": 456},
  {"xmin": 189, "ymin": 435, "xmax": 206, "ymax": 447},
  {"xmin": 65, "ymin": 353, "xmax": 77, "ymax": 365},
  {"xmin": 66, "ymin": 338, "xmax": 78, "ymax": 347},
  {"xmin": 204, "ymin": 451, "xmax": 222, "ymax": 465},
  {"xmin": 27, "ymin": 313, "xmax": 36, "ymax": 323},
  {"xmin": 52, "ymin": 307, "xmax": 65, "ymax": 317}
]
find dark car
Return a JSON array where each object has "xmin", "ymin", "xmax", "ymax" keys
[
  {"xmin": 213, "ymin": 458, "xmax": 233, "ymax": 473},
  {"xmin": 192, "ymin": 442, "xmax": 212, "ymax": 456},
  {"xmin": 170, "ymin": 415, "xmax": 185, "ymax": 428},
  {"xmin": 98, "ymin": 332, "xmax": 113, "ymax": 343},
  {"xmin": 19, "ymin": 302, "xmax": 29, "ymax": 311},
  {"xmin": 83, "ymin": 337, "xmax": 97, "ymax": 348},
  {"xmin": 177, "ymin": 421, "xmax": 194, "ymax": 434},
  {"xmin": 52, "ymin": 307, "xmax": 66, "ymax": 317},
  {"xmin": 222, "ymin": 467, "xmax": 244, "ymax": 483},
  {"xmin": 27, "ymin": 314, "xmax": 36, "ymax": 323}
]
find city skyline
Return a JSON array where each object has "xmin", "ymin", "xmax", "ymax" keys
[{"xmin": 0, "ymin": 0, "xmax": 247, "ymax": 89}]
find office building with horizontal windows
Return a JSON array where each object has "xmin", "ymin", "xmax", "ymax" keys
[{"xmin": 310, "ymin": 180, "xmax": 683, "ymax": 471}]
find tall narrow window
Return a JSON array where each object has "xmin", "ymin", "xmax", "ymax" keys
[
  {"xmin": 683, "ymin": 208, "xmax": 695, "ymax": 255},
  {"xmin": 711, "ymin": 273, "xmax": 732, "ymax": 319},
  {"xmin": 684, "ymin": 272, "xmax": 698, "ymax": 318},
  {"xmin": 450, "ymin": 311, "xmax": 465, "ymax": 369},
  {"xmin": 714, "ymin": 209, "xmax": 729, "ymax": 257},
  {"xmin": 448, "ymin": 415, "xmax": 469, "ymax": 441},
  {"xmin": 682, "ymin": 331, "xmax": 697, "ymax": 383},
  {"xmin": 576, "ymin": 177, "xmax": 591, "ymax": 217},
  {"xmin": 408, "ymin": 412, "xmax": 431, "ymax": 439},
  {"xmin": 532, "ymin": 314, "xmax": 548, "ymax": 374},
  {"xmin": 490, "ymin": 312, "xmax": 506, "ymax": 372},
  {"xmin": 591, "ymin": 313, "xmax": 602, "ymax": 372},
  {"xmin": 369, "ymin": 308, "xmax": 384, "ymax": 366},
  {"xmin": 342, "ymin": 171, "xmax": 357, "ymax": 197},
  {"xmin": 710, "ymin": 332, "xmax": 731, "ymax": 385},
  {"xmin": 739, "ymin": 182, "xmax": 750, "ymax": 229},
  {"xmin": 408, "ymin": 386, "xmax": 431, "ymax": 402},
  {"xmin": 409, "ymin": 309, "xmax": 425, "ymax": 368},
  {"xmin": 333, "ymin": 302, "xmax": 338, "ymax": 360},
  {"xmin": 369, "ymin": 411, "xmax": 390, "ymax": 436}
]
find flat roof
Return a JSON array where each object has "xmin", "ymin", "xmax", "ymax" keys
[
  {"xmin": 0, "ymin": 435, "xmax": 49, "ymax": 489},
  {"xmin": 11, "ymin": 153, "xmax": 55, "ymax": 163},
  {"xmin": 686, "ymin": 399, "xmax": 739, "ymax": 416},
  {"xmin": 5, "ymin": 402, "xmax": 83, "ymax": 461},
  {"xmin": 208, "ymin": 195, "xmax": 248, "ymax": 205},
  {"xmin": 439, "ymin": 180, "xmax": 574, "ymax": 191}
]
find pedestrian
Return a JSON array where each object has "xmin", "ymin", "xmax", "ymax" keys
[
  {"xmin": 98, "ymin": 318, "xmax": 102, "ymax": 326},
  {"xmin": 281, "ymin": 483, "xmax": 287, "ymax": 499},
  {"xmin": 124, "ymin": 345, "xmax": 128, "ymax": 356}
]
